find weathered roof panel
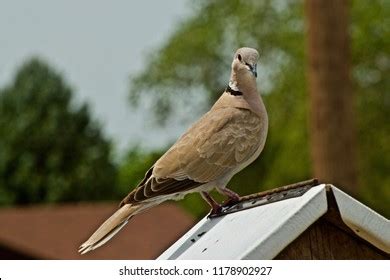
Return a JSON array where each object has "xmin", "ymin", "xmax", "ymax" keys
[
  {"xmin": 331, "ymin": 186, "xmax": 390, "ymax": 253},
  {"xmin": 159, "ymin": 184, "xmax": 389, "ymax": 259},
  {"xmin": 158, "ymin": 184, "xmax": 328, "ymax": 259}
]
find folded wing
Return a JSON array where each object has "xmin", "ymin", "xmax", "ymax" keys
[{"xmin": 121, "ymin": 107, "xmax": 263, "ymax": 205}]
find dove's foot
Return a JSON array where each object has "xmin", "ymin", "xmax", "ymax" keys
[
  {"xmin": 201, "ymin": 191, "xmax": 223, "ymax": 217},
  {"xmin": 221, "ymin": 197, "xmax": 239, "ymax": 208},
  {"xmin": 209, "ymin": 204, "xmax": 223, "ymax": 216},
  {"xmin": 218, "ymin": 187, "xmax": 241, "ymax": 203}
]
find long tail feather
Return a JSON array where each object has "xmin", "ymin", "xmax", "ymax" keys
[{"xmin": 78, "ymin": 204, "xmax": 141, "ymax": 254}]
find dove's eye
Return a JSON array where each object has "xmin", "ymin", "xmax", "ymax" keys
[{"xmin": 245, "ymin": 62, "xmax": 253, "ymax": 71}]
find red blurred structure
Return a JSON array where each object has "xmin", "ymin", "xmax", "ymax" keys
[{"xmin": 0, "ymin": 203, "xmax": 194, "ymax": 259}]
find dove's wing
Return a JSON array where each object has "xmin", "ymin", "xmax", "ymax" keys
[{"xmin": 121, "ymin": 106, "xmax": 264, "ymax": 205}]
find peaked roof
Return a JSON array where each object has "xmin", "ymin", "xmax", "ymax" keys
[
  {"xmin": 0, "ymin": 202, "xmax": 194, "ymax": 259},
  {"xmin": 158, "ymin": 183, "xmax": 389, "ymax": 259}
]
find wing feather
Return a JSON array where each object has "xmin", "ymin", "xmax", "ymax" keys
[
  {"xmin": 120, "ymin": 107, "xmax": 264, "ymax": 206},
  {"xmin": 155, "ymin": 107, "xmax": 263, "ymax": 182}
]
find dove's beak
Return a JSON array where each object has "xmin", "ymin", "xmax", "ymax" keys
[{"xmin": 252, "ymin": 64, "xmax": 257, "ymax": 78}]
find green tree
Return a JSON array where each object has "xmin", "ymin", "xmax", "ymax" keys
[
  {"xmin": 0, "ymin": 58, "xmax": 117, "ymax": 205},
  {"xmin": 117, "ymin": 146, "xmax": 162, "ymax": 198},
  {"xmin": 127, "ymin": 0, "xmax": 389, "ymax": 217}
]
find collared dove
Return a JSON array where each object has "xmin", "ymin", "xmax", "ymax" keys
[{"xmin": 79, "ymin": 47, "xmax": 268, "ymax": 254}]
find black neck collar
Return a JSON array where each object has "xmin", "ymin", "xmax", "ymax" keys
[{"xmin": 226, "ymin": 84, "xmax": 243, "ymax": 96}]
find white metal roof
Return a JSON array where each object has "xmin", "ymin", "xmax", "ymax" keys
[{"xmin": 158, "ymin": 184, "xmax": 389, "ymax": 259}]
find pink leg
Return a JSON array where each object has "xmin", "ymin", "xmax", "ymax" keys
[
  {"xmin": 217, "ymin": 187, "xmax": 240, "ymax": 207},
  {"xmin": 201, "ymin": 191, "xmax": 222, "ymax": 214}
]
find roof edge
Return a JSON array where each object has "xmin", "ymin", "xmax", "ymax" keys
[
  {"xmin": 329, "ymin": 185, "xmax": 390, "ymax": 254},
  {"xmin": 243, "ymin": 184, "xmax": 328, "ymax": 259}
]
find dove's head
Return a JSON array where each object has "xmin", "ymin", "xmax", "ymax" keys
[{"xmin": 232, "ymin": 47, "xmax": 259, "ymax": 78}]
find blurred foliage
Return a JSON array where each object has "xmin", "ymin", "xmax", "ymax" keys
[
  {"xmin": 350, "ymin": 0, "xmax": 390, "ymax": 216},
  {"xmin": 0, "ymin": 58, "xmax": 117, "ymax": 205},
  {"xmin": 117, "ymin": 146, "xmax": 162, "ymax": 198},
  {"xmin": 126, "ymin": 0, "xmax": 389, "ymax": 218}
]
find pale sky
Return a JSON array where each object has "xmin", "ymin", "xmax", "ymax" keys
[{"xmin": 0, "ymin": 0, "xmax": 191, "ymax": 153}]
